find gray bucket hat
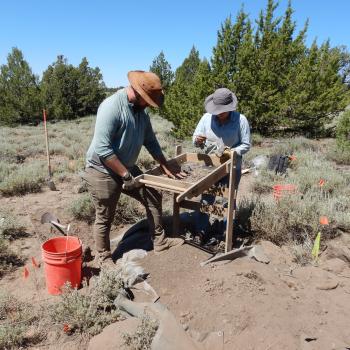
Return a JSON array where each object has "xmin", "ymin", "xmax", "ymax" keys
[{"xmin": 204, "ymin": 88, "xmax": 238, "ymax": 115}]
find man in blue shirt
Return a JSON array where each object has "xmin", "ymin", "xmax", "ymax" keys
[
  {"xmin": 83, "ymin": 71, "xmax": 184, "ymax": 266},
  {"xmin": 192, "ymin": 87, "xmax": 251, "ymax": 243}
]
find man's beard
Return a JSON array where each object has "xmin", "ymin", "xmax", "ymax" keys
[
  {"xmin": 133, "ymin": 99, "xmax": 147, "ymax": 112},
  {"xmin": 133, "ymin": 104, "xmax": 146, "ymax": 113}
]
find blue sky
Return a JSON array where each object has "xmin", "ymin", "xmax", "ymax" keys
[{"xmin": 1, "ymin": 0, "xmax": 349, "ymax": 87}]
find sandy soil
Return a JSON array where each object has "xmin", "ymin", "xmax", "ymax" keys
[
  {"xmin": 142, "ymin": 243, "xmax": 350, "ymax": 350},
  {"xmin": 1, "ymin": 172, "xmax": 350, "ymax": 350}
]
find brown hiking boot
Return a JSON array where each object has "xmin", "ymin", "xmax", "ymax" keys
[{"xmin": 154, "ymin": 237, "xmax": 184, "ymax": 254}]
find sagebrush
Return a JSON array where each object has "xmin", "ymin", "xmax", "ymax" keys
[
  {"xmin": 123, "ymin": 314, "xmax": 159, "ymax": 350},
  {"xmin": 51, "ymin": 267, "xmax": 123, "ymax": 336}
]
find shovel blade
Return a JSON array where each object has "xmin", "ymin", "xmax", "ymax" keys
[
  {"xmin": 47, "ymin": 179, "xmax": 57, "ymax": 191},
  {"xmin": 41, "ymin": 212, "xmax": 59, "ymax": 224}
]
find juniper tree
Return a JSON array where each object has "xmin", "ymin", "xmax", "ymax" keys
[
  {"xmin": 181, "ymin": 59, "xmax": 212, "ymax": 137},
  {"xmin": 286, "ymin": 41, "xmax": 348, "ymax": 134},
  {"xmin": 162, "ymin": 46, "xmax": 201, "ymax": 137},
  {"xmin": 211, "ymin": 8, "xmax": 251, "ymax": 90},
  {"xmin": 248, "ymin": 0, "xmax": 284, "ymax": 133},
  {"xmin": 41, "ymin": 56, "xmax": 105, "ymax": 120},
  {"xmin": 0, "ymin": 48, "xmax": 41, "ymax": 125},
  {"xmin": 77, "ymin": 57, "xmax": 105, "ymax": 116},
  {"xmin": 149, "ymin": 51, "xmax": 174, "ymax": 92},
  {"xmin": 161, "ymin": 0, "xmax": 349, "ymax": 137},
  {"xmin": 41, "ymin": 55, "xmax": 78, "ymax": 119}
]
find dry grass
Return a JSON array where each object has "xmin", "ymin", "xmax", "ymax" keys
[
  {"xmin": 0, "ymin": 116, "xmax": 95, "ymax": 196},
  {"xmin": 0, "ymin": 114, "xmax": 179, "ymax": 196},
  {"xmin": 0, "ymin": 211, "xmax": 26, "ymax": 277},
  {"xmin": 237, "ymin": 136, "xmax": 349, "ymax": 262}
]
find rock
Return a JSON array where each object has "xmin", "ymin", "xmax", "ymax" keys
[
  {"xmin": 88, "ymin": 317, "xmax": 140, "ymax": 350},
  {"xmin": 182, "ymin": 323, "xmax": 189, "ymax": 331},
  {"xmin": 259, "ymin": 240, "xmax": 294, "ymax": 265},
  {"xmin": 320, "ymin": 258, "xmax": 347, "ymax": 274},
  {"xmin": 325, "ymin": 235, "xmax": 350, "ymax": 263},
  {"xmin": 316, "ymin": 280, "xmax": 339, "ymax": 290}
]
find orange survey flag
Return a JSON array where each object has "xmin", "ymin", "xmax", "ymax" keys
[
  {"xmin": 23, "ymin": 266, "xmax": 29, "ymax": 279},
  {"xmin": 319, "ymin": 216, "xmax": 329, "ymax": 225},
  {"xmin": 31, "ymin": 257, "xmax": 39, "ymax": 268},
  {"xmin": 319, "ymin": 179, "xmax": 325, "ymax": 187}
]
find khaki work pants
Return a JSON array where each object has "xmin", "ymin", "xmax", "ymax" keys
[{"xmin": 82, "ymin": 166, "xmax": 165, "ymax": 254}]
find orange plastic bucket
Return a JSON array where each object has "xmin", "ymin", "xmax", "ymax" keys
[{"xmin": 41, "ymin": 236, "xmax": 82, "ymax": 295}]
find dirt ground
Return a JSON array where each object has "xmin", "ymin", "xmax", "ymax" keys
[{"xmin": 1, "ymin": 172, "xmax": 350, "ymax": 350}]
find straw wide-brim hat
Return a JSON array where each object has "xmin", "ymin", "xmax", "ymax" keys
[
  {"xmin": 127, "ymin": 70, "xmax": 164, "ymax": 107},
  {"xmin": 204, "ymin": 88, "xmax": 238, "ymax": 115}
]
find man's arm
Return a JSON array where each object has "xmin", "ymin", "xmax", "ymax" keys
[
  {"xmin": 234, "ymin": 114, "xmax": 251, "ymax": 156},
  {"xmin": 103, "ymin": 155, "xmax": 128, "ymax": 177},
  {"xmin": 143, "ymin": 116, "xmax": 185, "ymax": 179},
  {"xmin": 93, "ymin": 101, "xmax": 128, "ymax": 177}
]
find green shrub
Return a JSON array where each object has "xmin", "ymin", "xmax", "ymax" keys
[
  {"xmin": 114, "ymin": 194, "xmax": 145, "ymax": 226},
  {"xmin": 251, "ymin": 168, "xmax": 281, "ymax": 194},
  {"xmin": 0, "ymin": 238, "xmax": 23, "ymax": 277},
  {"xmin": 249, "ymin": 191, "xmax": 349, "ymax": 246},
  {"xmin": 336, "ymin": 109, "xmax": 350, "ymax": 150},
  {"xmin": 326, "ymin": 110, "xmax": 350, "ymax": 165},
  {"xmin": 288, "ymin": 150, "xmax": 350, "ymax": 196},
  {"xmin": 248, "ymin": 145, "xmax": 350, "ymax": 247},
  {"xmin": 0, "ymin": 163, "xmax": 17, "ymax": 184},
  {"xmin": 290, "ymin": 241, "xmax": 313, "ymax": 266},
  {"xmin": 0, "ymin": 210, "xmax": 26, "ymax": 239},
  {"xmin": 0, "ymin": 161, "xmax": 45, "ymax": 196},
  {"xmin": 269, "ymin": 137, "xmax": 319, "ymax": 155},
  {"xmin": 51, "ymin": 268, "xmax": 123, "ymax": 336},
  {"xmin": 251, "ymin": 133, "xmax": 263, "ymax": 146},
  {"xmin": 69, "ymin": 192, "xmax": 144, "ymax": 226},
  {"xmin": 326, "ymin": 145, "xmax": 350, "ymax": 165},
  {"xmin": 0, "ymin": 293, "xmax": 41, "ymax": 349},
  {"xmin": 123, "ymin": 314, "xmax": 159, "ymax": 350},
  {"xmin": 68, "ymin": 193, "xmax": 95, "ymax": 224}
]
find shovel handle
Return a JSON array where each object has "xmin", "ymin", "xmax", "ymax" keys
[{"xmin": 43, "ymin": 109, "xmax": 52, "ymax": 177}]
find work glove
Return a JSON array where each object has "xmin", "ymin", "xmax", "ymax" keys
[
  {"xmin": 122, "ymin": 172, "xmax": 137, "ymax": 190},
  {"xmin": 216, "ymin": 147, "xmax": 231, "ymax": 162},
  {"xmin": 221, "ymin": 148, "xmax": 231, "ymax": 162}
]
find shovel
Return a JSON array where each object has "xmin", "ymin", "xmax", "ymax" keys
[
  {"xmin": 43, "ymin": 109, "xmax": 56, "ymax": 191},
  {"xmin": 41, "ymin": 212, "xmax": 67, "ymax": 236}
]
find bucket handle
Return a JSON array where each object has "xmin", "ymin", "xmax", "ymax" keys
[
  {"xmin": 61, "ymin": 237, "xmax": 82, "ymax": 265},
  {"xmin": 60, "ymin": 255, "xmax": 80, "ymax": 264}
]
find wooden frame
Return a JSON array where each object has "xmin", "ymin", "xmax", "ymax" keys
[{"xmin": 134, "ymin": 147, "xmax": 238, "ymax": 253}]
